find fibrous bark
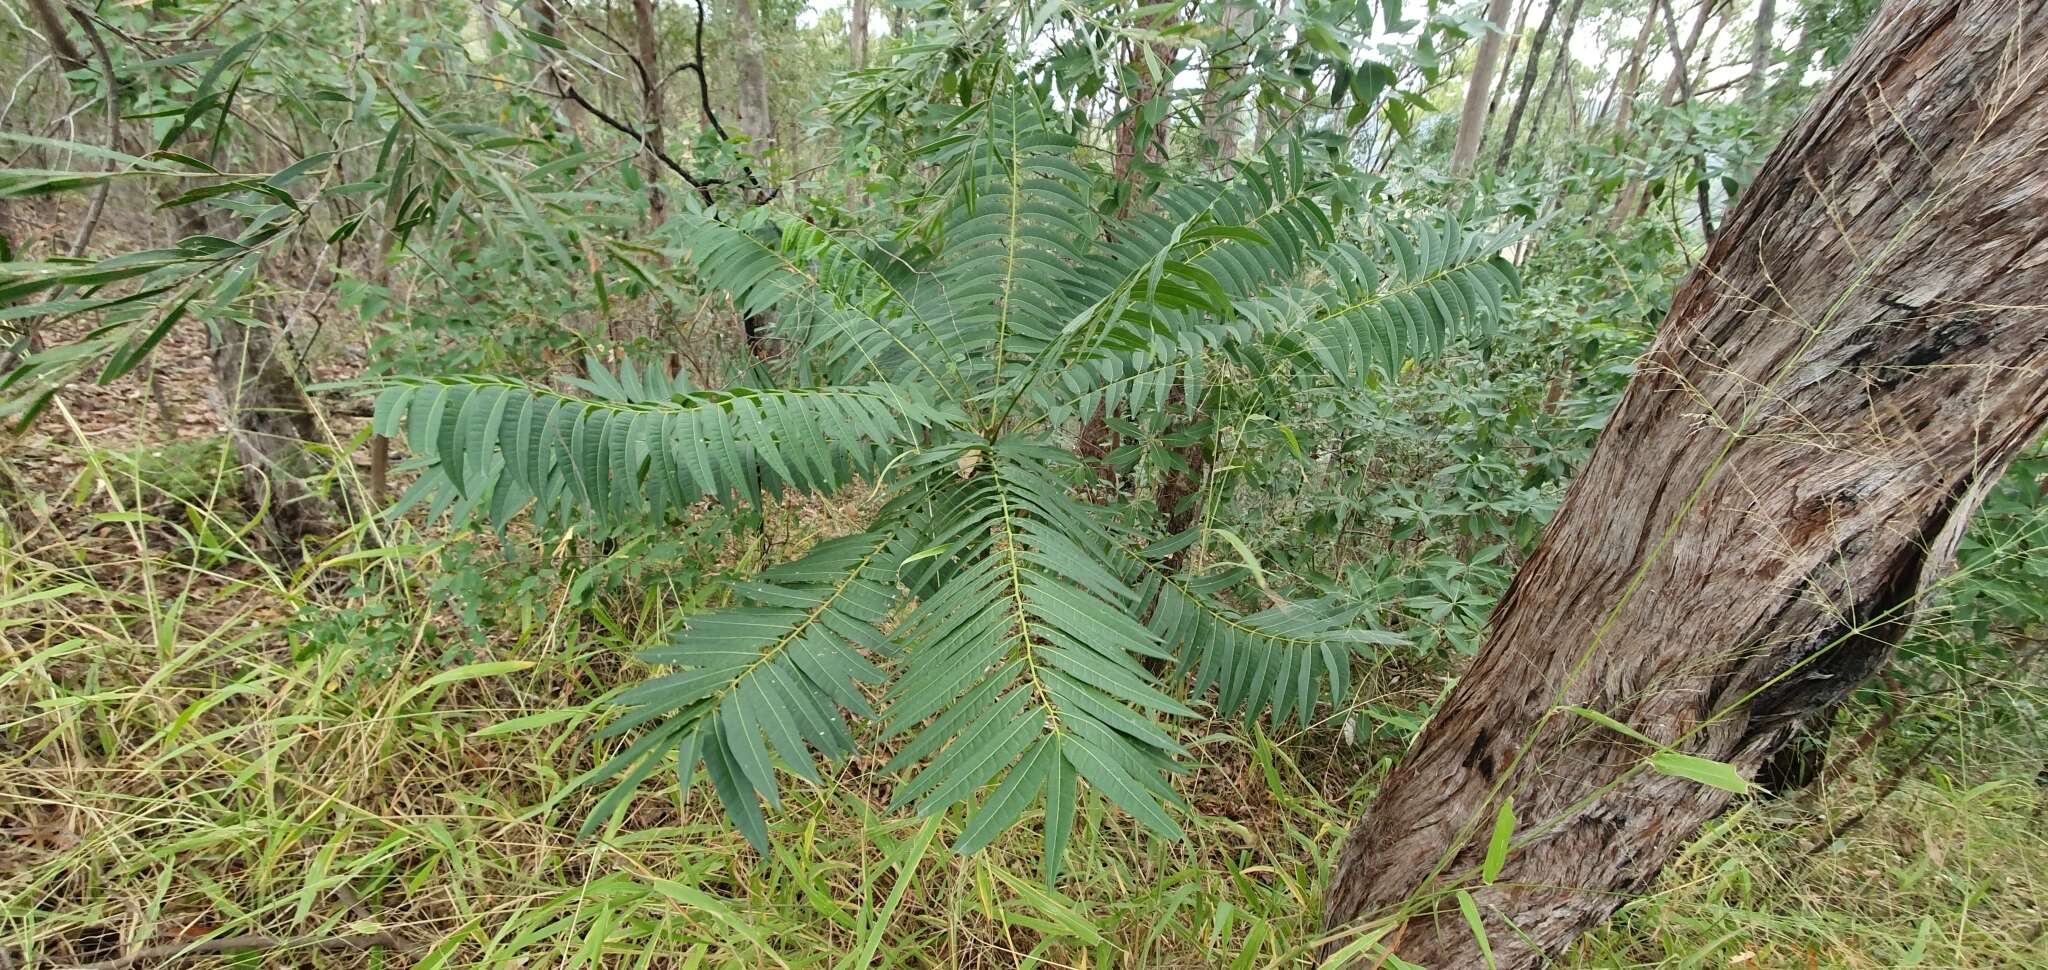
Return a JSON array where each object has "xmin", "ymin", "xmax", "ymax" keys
[{"xmin": 1321, "ymin": 2, "xmax": 2048, "ymax": 967}]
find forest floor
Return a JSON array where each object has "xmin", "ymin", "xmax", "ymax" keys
[{"xmin": 1, "ymin": 210, "xmax": 2043, "ymax": 967}]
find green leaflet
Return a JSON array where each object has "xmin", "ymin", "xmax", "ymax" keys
[
  {"xmin": 373, "ymin": 367, "xmax": 946, "ymax": 530},
  {"xmin": 883, "ymin": 448, "xmax": 1187, "ymax": 877},
  {"xmin": 581, "ymin": 532, "xmax": 903, "ymax": 849}
]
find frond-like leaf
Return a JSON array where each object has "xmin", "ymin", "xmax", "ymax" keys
[
  {"xmin": 911, "ymin": 96, "xmax": 1095, "ymax": 396},
  {"xmin": 371, "ymin": 367, "xmax": 947, "ymax": 530},
  {"xmin": 1135, "ymin": 561, "xmax": 1404, "ymax": 728},
  {"xmin": 580, "ymin": 532, "xmax": 904, "ymax": 849},
  {"xmin": 1289, "ymin": 217, "xmax": 1521, "ymax": 383},
  {"xmin": 883, "ymin": 446, "xmax": 1192, "ymax": 880},
  {"xmin": 662, "ymin": 211, "xmax": 969, "ymax": 394},
  {"xmin": 1031, "ymin": 213, "xmax": 1520, "ymax": 427},
  {"xmin": 1020, "ymin": 151, "xmax": 1340, "ymax": 422}
]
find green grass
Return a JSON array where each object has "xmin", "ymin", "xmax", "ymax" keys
[{"xmin": 3, "ymin": 440, "xmax": 2042, "ymax": 969}]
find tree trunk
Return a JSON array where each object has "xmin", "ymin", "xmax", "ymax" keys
[
  {"xmin": 1201, "ymin": 0, "xmax": 1252, "ymax": 167},
  {"xmin": 1601, "ymin": 11, "xmax": 1663, "ymax": 229},
  {"xmin": 1605, "ymin": 9, "xmax": 1661, "ymax": 134},
  {"xmin": 850, "ymin": 0, "xmax": 869, "ymax": 69},
  {"xmin": 1658, "ymin": 0, "xmax": 1722, "ymax": 108},
  {"xmin": 1487, "ymin": 0, "xmax": 1536, "ymax": 119},
  {"xmin": 732, "ymin": 0, "xmax": 773, "ymax": 156},
  {"xmin": 630, "ymin": 0, "xmax": 667, "ymax": 221},
  {"xmin": 1320, "ymin": 3, "xmax": 2048, "ymax": 967},
  {"xmin": 167, "ymin": 190, "xmax": 336, "ymax": 552},
  {"xmin": 1611, "ymin": 0, "xmax": 1718, "ymax": 228},
  {"xmin": 1450, "ymin": 0, "xmax": 1517, "ymax": 174},
  {"xmin": 1747, "ymin": 0, "xmax": 1777, "ymax": 103},
  {"xmin": 208, "ymin": 310, "xmax": 335, "ymax": 552},
  {"xmin": 1493, "ymin": 0, "xmax": 1561, "ymax": 170},
  {"xmin": 1655, "ymin": 0, "xmax": 1717, "ymax": 235},
  {"xmin": 24, "ymin": 0, "xmax": 87, "ymax": 75},
  {"xmin": 728, "ymin": 0, "xmax": 777, "ymax": 357},
  {"xmin": 1526, "ymin": 0, "xmax": 1588, "ymax": 152},
  {"xmin": 529, "ymin": 0, "xmax": 584, "ymax": 135}
]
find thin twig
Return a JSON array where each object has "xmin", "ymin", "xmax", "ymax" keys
[
  {"xmin": 1657, "ymin": 0, "xmax": 1717, "ymax": 238},
  {"xmin": 570, "ymin": 0, "xmax": 767, "ymax": 200},
  {"xmin": 0, "ymin": 6, "xmax": 119, "ymax": 372},
  {"xmin": 63, "ymin": 5, "xmax": 117, "ymax": 259},
  {"xmin": 553, "ymin": 81, "xmax": 721, "ymax": 206},
  {"xmin": 687, "ymin": 0, "xmax": 731, "ymax": 140}
]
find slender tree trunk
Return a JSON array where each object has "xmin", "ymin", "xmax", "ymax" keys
[
  {"xmin": 1488, "ymin": 0, "xmax": 1536, "ymax": 119},
  {"xmin": 172, "ymin": 211, "xmax": 336, "ymax": 550},
  {"xmin": 1111, "ymin": 7, "xmax": 1181, "ymax": 207},
  {"xmin": 529, "ymin": 0, "xmax": 584, "ymax": 134},
  {"xmin": 1527, "ymin": 0, "xmax": 1588, "ymax": 151},
  {"xmin": 162, "ymin": 130, "xmax": 337, "ymax": 551},
  {"xmin": 732, "ymin": 0, "xmax": 773, "ymax": 155},
  {"xmin": 1450, "ymin": 0, "xmax": 1517, "ymax": 174},
  {"xmin": 1201, "ymin": 0, "xmax": 1252, "ymax": 167},
  {"xmin": 1250, "ymin": 0, "xmax": 1296, "ymax": 157},
  {"xmin": 1606, "ymin": 10, "xmax": 1661, "ymax": 134},
  {"xmin": 1600, "ymin": 14, "xmax": 1662, "ymax": 228},
  {"xmin": 1656, "ymin": 0, "xmax": 1717, "ymax": 235},
  {"xmin": 1320, "ymin": 4, "xmax": 2048, "ymax": 968},
  {"xmin": 850, "ymin": 0, "xmax": 869, "ymax": 69},
  {"xmin": 1658, "ymin": 0, "xmax": 1722, "ymax": 107},
  {"xmin": 729, "ymin": 0, "xmax": 777, "ymax": 357},
  {"xmin": 1746, "ymin": 0, "xmax": 1776, "ymax": 102},
  {"xmin": 208, "ymin": 309, "xmax": 336, "ymax": 551},
  {"xmin": 24, "ymin": 0, "xmax": 87, "ymax": 74},
  {"xmin": 1493, "ymin": 0, "xmax": 1561, "ymax": 169},
  {"xmin": 1611, "ymin": 1, "xmax": 1717, "ymax": 228},
  {"xmin": 630, "ymin": 0, "xmax": 667, "ymax": 221}
]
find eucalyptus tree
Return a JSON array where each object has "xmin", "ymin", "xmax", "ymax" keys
[{"xmin": 1322, "ymin": 1, "xmax": 2048, "ymax": 964}]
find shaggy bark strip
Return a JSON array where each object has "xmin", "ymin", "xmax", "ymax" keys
[{"xmin": 1320, "ymin": 2, "xmax": 2048, "ymax": 966}]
